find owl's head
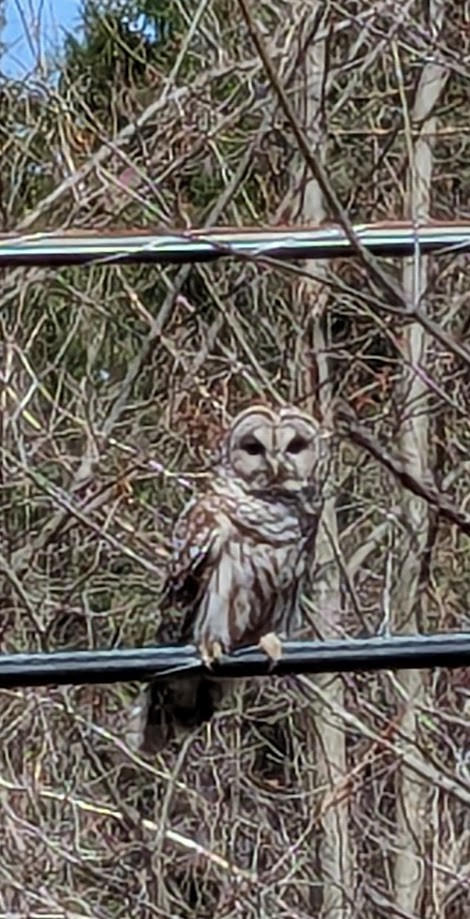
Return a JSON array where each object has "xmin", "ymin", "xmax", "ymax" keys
[{"xmin": 220, "ymin": 405, "xmax": 329, "ymax": 492}]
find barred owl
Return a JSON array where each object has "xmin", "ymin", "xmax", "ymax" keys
[{"xmin": 127, "ymin": 404, "xmax": 327, "ymax": 754}]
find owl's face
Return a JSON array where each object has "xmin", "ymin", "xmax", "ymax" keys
[{"xmin": 222, "ymin": 405, "xmax": 326, "ymax": 491}]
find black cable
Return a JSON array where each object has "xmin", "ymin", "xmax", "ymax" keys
[
  {"xmin": 1, "ymin": 633, "xmax": 469, "ymax": 688},
  {"xmin": 0, "ymin": 224, "xmax": 469, "ymax": 266}
]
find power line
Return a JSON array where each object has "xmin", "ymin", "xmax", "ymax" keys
[
  {"xmin": 1, "ymin": 633, "xmax": 469, "ymax": 688},
  {"xmin": 0, "ymin": 221, "xmax": 469, "ymax": 266}
]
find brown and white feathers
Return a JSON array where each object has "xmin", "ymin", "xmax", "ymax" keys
[{"xmin": 127, "ymin": 404, "xmax": 328, "ymax": 754}]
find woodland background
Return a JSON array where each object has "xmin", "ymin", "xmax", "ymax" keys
[{"xmin": 1, "ymin": 0, "xmax": 470, "ymax": 916}]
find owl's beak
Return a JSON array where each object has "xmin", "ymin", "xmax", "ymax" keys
[{"xmin": 268, "ymin": 456, "xmax": 282, "ymax": 481}]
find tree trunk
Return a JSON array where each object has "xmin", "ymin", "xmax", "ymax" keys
[
  {"xmin": 291, "ymin": 5, "xmax": 353, "ymax": 915},
  {"xmin": 392, "ymin": 3, "xmax": 448, "ymax": 912}
]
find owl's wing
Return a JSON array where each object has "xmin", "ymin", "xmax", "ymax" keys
[
  {"xmin": 159, "ymin": 492, "xmax": 220, "ymax": 643},
  {"xmin": 128, "ymin": 492, "xmax": 222, "ymax": 755}
]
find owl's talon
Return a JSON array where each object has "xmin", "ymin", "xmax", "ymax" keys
[
  {"xmin": 199, "ymin": 639, "xmax": 224, "ymax": 669},
  {"xmin": 258, "ymin": 632, "xmax": 283, "ymax": 665}
]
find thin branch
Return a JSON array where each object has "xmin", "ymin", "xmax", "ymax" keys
[{"xmin": 337, "ymin": 403, "xmax": 470, "ymax": 537}]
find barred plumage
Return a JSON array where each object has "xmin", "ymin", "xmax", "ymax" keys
[{"xmin": 127, "ymin": 405, "xmax": 328, "ymax": 754}]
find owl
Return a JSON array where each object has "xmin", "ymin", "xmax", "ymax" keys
[{"xmin": 127, "ymin": 404, "xmax": 327, "ymax": 754}]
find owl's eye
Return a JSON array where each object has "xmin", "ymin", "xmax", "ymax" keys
[
  {"xmin": 241, "ymin": 439, "xmax": 265, "ymax": 456},
  {"xmin": 286, "ymin": 436, "xmax": 308, "ymax": 455}
]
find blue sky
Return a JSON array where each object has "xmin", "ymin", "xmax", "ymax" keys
[{"xmin": 1, "ymin": 0, "xmax": 81, "ymax": 77}]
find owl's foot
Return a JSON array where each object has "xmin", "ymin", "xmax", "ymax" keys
[
  {"xmin": 258, "ymin": 632, "xmax": 282, "ymax": 665},
  {"xmin": 199, "ymin": 639, "xmax": 224, "ymax": 669}
]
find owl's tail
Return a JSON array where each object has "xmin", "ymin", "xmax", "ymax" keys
[{"xmin": 126, "ymin": 677, "xmax": 221, "ymax": 754}]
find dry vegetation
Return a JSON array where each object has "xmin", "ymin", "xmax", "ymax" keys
[{"xmin": 1, "ymin": 0, "xmax": 470, "ymax": 916}]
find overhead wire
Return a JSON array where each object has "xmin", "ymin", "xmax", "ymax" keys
[{"xmin": 1, "ymin": 633, "xmax": 469, "ymax": 688}]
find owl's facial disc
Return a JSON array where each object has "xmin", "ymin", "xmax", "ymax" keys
[
  {"xmin": 273, "ymin": 421, "xmax": 319, "ymax": 489},
  {"xmin": 232, "ymin": 429, "xmax": 312, "ymax": 489},
  {"xmin": 222, "ymin": 405, "xmax": 324, "ymax": 491},
  {"xmin": 230, "ymin": 430, "xmax": 273, "ymax": 486}
]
